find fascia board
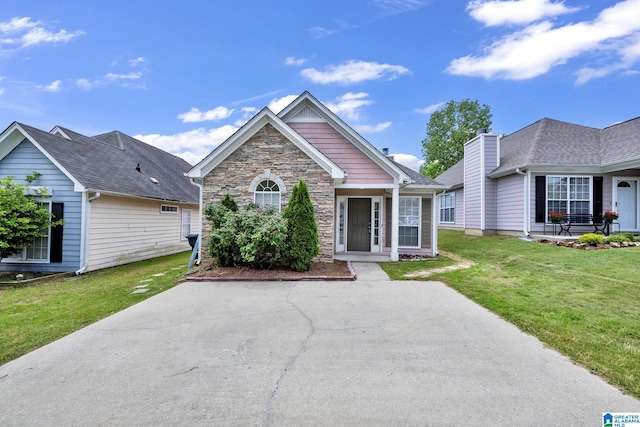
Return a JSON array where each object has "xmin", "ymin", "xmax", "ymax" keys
[
  {"xmin": 0, "ymin": 123, "xmax": 86, "ymax": 192},
  {"xmin": 280, "ymin": 92, "xmax": 412, "ymax": 184}
]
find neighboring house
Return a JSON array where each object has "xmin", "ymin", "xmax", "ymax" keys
[
  {"xmin": 187, "ymin": 91, "xmax": 446, "ymax": 262},
  {"xmin": 436, "ymin": 117, "xmax": 640, "ymax": 236},
  {"xmin": 0, "ymin": 122, "xmax": 199, "ymax": 274}
]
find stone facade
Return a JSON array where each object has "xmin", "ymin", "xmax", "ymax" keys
[{"xmin": 201, "ymin": 123, "xmax": 335, "ymax": 262}]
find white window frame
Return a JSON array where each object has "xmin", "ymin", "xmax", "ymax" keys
[
  {"xmin": 254, "ymin": 179, "xmax": 281, "ymax": 211},
  {"xmin": 399, "ymin": 196, "xmax": 421, "ymax": 248},
  {"xmin": 2, "ymin": 201, "xmax": 51, "ymax": 263},
  {"xmin": 439, "ymin": 193, "xmax": 455, "ymax": 223},
  {"xmin": 181, "ymin": 209, "xmax": 193, "ymax": 241},
  {"xmin": 161, "ymin": 204, "xmax": 179, "ymax": 214},
  {"xmin": 546, "ymin": 176, "xmax": 592, "ymax": 221}
]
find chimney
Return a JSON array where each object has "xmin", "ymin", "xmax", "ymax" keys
[
  {"xmin": 476, "ymin": 128, "xmax": 487, "ymax": 136},
  {"xmin": 382, "ymin": 147, "xmax": 389, "ymax": 156}
]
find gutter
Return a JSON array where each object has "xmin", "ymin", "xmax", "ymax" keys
[
  {"xmin": 189, "ymin": 178, "xmax": 204, "ymax": 264},
  {"xmin": 75, "ymin": 192, "xmax": 101, "ymax": 275}
]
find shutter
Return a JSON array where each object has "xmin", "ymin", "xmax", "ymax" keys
[
  {"xmin": 535, "ymin": 176, "xmax": 546, "ymax": 223},
  {"xmin": 385, "ymin": 198, "xmax": 391, "ymax": 247},
  {"xmin": 421, "ymin": 198, "xmax": 431, "ymax": 248},
  {"xmin": 593, "ymin": 176, "xmax": 603, "ymax": 222},
  {"xmin": 50, "ymin": 203, "xmax": 64, "ymax": 263}
]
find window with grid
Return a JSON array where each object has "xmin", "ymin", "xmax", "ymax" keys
[
  {"xmin": 439, "ymin": 193, "xmax": 455, "ymax": 223},
  {"xmin": 546, "ymin": 176, "xmax": 591, "ymax": 222},
  {"xmin": 399, "ymin": 197, "xmax": 420, "ymax": 247},
  {"xmin": 254, "ymin": 179, "xmax": 281, "ymax": 210},
  {"xmin": 5, "ymin": 202, "xmax": 50, "ymax": 262}
]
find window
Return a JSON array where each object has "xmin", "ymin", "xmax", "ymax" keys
[
  {"xmin": 181, "ymin": 209, "xmax": 192, "ymax": 240},
  {"xmin": 399, "ymin": 197, "xmax": 420, "ymax": 247},
  {"xmin": 5, "ymin": 202, "xmax": 51, "ymax": 262},
  {"xmin": 439, "ymin": 193, "xmax": 455, "ymax": 223},
  {"xmin": 547, "ymin": 176, "xmax": 591, "ymax": 221},
  {"xmin": 254, "ymin": 179, "xmax": 281, "ymax": 210},
  {"xmin": 161, "ymin": 204, "xmax": 179, "ymax": 214}
]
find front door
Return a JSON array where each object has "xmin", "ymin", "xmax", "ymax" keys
[
  {"xmin": 616, "ymin": 179, "xmax": 638, "ymax": 230},
  {"xmin": 347, "ymin": 198, "xmax": 371, "ymax": 251}
]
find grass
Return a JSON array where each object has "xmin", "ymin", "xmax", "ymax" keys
[
  {"xmin": 381, "ymin": 230, "xmax": 640, "ymax": 399},
  {"xmin": 0, "ymin": 251, "xmax": 191, "ymax": 366}
]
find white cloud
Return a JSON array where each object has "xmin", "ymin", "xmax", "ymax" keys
[
  {"xmin": 42, "ymin": 80, "xmax": 62, "ymax": 92},
  {"xmin": 390, "ymin": 153, "xmax": 425, "ymax": 171},
  {"xmin": 105, "ymin": 72, "xmax": 142, "ymax": 81},
  {"xmin": 467, "ymin": 0, "xmax": 581, "ymax": 27},
  {"xmin": 285, "ymin": 56, "xmax": 307, "ymax": 66},
  {"xmin": 76, "ymin": 78, "xmax": 101, "ymax": 90},
  {"xmin": 129, "ymin": 56, "xmax": 146, "ymax": 67},
  {"xmin": 373, "ymin": 0, "xmax": 425, "ymax": 15},
  {"xmin": 178, "ymin": 106, "xmax": 234, "ymax": 123},
  {"xmin": 0, "ymin": 16, "xmax": 84, "ymax": 53},
  {"xmin": 309, "ymin": 26, "xmax": 335, "ymax": 39},
  {"xmin": 135, "ymin": 125, "xmax": 238, "ymax": 165},
  {"xmin": 354, "ymin": 122, "xmax": 392, "ymax": 133},
  {"xmin": 325, "ymin": 92, "xmax": 373, "ymax": 121},
  {"xmin": 268, "ymin": 95, "xmax": 298, "ymax": 114},
  {"xmin": 415, "ymin": 102, "xmax": 446, "ymax": 114},
  {"xmin": 0, "ymin": 87, "xmax": 4, "ymax": 96},
  {"xmin": 301, "ymin": 60, "xmax": 411, "ymax": 84},
  {"xmin": 447, "ymin": 0, "xmax": 640, "ymax": 81}
]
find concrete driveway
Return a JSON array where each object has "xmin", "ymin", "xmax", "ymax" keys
[{"xmin": 1, "ymin": 263, "xmax": 638, "ymax": 426}]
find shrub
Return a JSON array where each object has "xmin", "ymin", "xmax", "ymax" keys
[
  {"xmin": 220, "ymin": 194, "xmax": 238, "ymax": 211},
  {"xmin": 604, "ymin": 233, "xmax": 636, "ymax": 244},
  {"xmin": 207, "ymin": 206, "xmax": 241, "ymax": 267},
  {"xmin": 283, "ymin": 180, "xmax": 319, "ymax": 272},
  {"xmin": 621, "ymin": 232, "xmax": 636, "ymax": 242},
  {"xmin": 578, "ymin": 233, "xmax": 604, "ymax": 246}
]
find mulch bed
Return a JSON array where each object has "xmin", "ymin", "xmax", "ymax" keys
[{"xmin": 185, "ymin": 260, "xmax": 356, "ymax": 281}]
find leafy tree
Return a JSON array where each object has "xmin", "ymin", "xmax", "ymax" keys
[
  {"xmin": 0, "ymin": 175, "xmax": 61, "ymax": 261},
  {"xmin": 420, "ymin": 99, "xmax": 492, "ymax": 178},
  {"xmin": 220, "ymin": 194, "xmax": 238, "ymax": 212},
  {"xmin": 283, "ymin": 180, "xmax": 319, "ymax": 272}
]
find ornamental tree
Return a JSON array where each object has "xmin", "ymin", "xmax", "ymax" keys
[
  {"xmin": 0, "ymin": 175, "xmax": 61, "ymax": 261},
  {"xmin": 283, "ymin": 180, "xmax": 319, "ymax": 271}
]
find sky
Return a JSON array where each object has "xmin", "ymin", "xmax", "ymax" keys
[{"xmin": 2, "ymin": 0, "xmax": 640, "ymax": 171}]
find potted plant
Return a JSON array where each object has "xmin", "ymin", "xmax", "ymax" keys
[
  {"xmin": 602, "ymin": 210, "xmax": 618, "ymax": 223},
  {"xmin": 548, "ymin": 211, "xmax": 566, "ymax": 223}
]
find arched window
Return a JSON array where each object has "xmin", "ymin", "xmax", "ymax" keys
[{"xmin": 254, "ymin": 179, "xmax": 281, "ymax": 209}]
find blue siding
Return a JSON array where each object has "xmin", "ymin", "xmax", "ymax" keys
[{"xmin": 0, "ymin": 139, "xmax": 83, "ymax": 272}]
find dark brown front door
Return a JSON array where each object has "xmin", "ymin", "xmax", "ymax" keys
[{"xmin": 347, "ymin": 198, "xmax": 371, "ymax": 251}]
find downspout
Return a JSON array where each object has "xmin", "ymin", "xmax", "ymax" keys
[
  {"xmin": 190, "ymin": 178, "xmax": 204, "ymax": 264},
  {"xmin": 75, "ymin": 192, "xmax": 101, "ymax": 275},
  {"xmin": 434, "ymin": 190, "xmax": 447, "ymax": 256},
  {"xmin": 515, "ymin": 168, "xmax": 529, "ymax": 236}
]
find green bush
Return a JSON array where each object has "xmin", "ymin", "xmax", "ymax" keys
[
  {"xmin": 283, "ymin": 180, "xmax": 319, "ymax": 272},
  {"xmin": 578, "ymin": 233, "xmax": 604, "ymax": 246},
  {"xmin": 621, "ymin": 232, "xmax": 636, "ymax": 242},
  {"xmin": 220, "ymin": 194, "xmax": 238, "ymax": 211},
  {"xmin": 604, "ymin": 232, "xmax": 636, "ymax": 244},
  {"xmin": 207, "ymin": 204, "xmax": 287, "ymax": 269}
]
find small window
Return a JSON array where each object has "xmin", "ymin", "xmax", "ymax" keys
[
  {"xmin": 254, "ymin": 179, "xmax": 281, "ymax": 210},
  {"xmin": 399, "ymin": 197, "xmax": 420, "ymax": 248},
  {"xmin": 181, "ymin": 209, "xmax": 192, "ymax": 240},
  {"xmin": 439, "ymin": 193, "xmax": 455, "ymax": 223},
  {"xmin": 161, "ymin": 204, "xmax": 179, "ymax": 214}
]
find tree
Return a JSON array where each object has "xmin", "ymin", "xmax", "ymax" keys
[
  {"xmin": 283, "ymin": 180, "xmax": 319, "ymax": 272},
  {"xmin": 0, "ymin": 175, "xmax": 61, "ymax": 261},
  {"xmin": 420, "ymin": 99, "xmax": 492, "ymax": 178}
]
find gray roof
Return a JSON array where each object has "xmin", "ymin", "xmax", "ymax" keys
[
  {"xmin": 390, "ymin": 159, "xmax": 444, "ymax": 186},
  {"xmin": 17, "ymin": 122, "xmax": 198, "ymax": 204},
  {"xmin": 486, "ymin": 116, "xmax": 640, "ymax": 176},
  {"xmin": 434, "ymin": 159, "xmax": 464, "ymax": 188}
]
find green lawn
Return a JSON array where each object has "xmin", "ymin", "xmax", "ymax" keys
[
  {"xmin": 0, "ymin": 252, "xmax": 191, "ymax": 366},
  {"xmin": 381, "ymin": 230, "xmax": 640, "ymax": 399}
]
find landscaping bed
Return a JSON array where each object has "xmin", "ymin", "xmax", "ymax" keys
[{"xmin": 186, "ymin": 259, "xmax": 355, "ymax": 281}]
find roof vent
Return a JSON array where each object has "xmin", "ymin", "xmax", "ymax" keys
[
  {"xmin": 136, "ymin": 163, "xmax": 141, "ymax": 172},
  {"xmin": 382, "ymin": 147, "xmax": 389, "ymax": 156},
  {"xmin": 476, "ymin": 128, "xmax": 487, "ymax": 135},
  {"xmin": 150, "ymin": 177, "xmax": 159, "ymax": 185}
]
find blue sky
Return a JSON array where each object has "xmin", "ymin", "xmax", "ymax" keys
[{"xmin": 2, "ymin": 0, "xmax": 640, "ymax": 170}]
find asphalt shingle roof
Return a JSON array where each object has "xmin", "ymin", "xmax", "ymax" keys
[
  {"xmin": 18, "ymin": 123, "xmax": 198, "ymax": 204},
  {"xmin": 391, "ymin": 159, "xmax": 444, "ymax": 186},
  {"xmin": 434, "ymin": 159, "xmax": 464, "ymax": 188}
]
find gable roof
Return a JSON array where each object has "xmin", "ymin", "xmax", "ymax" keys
[
  {"xmin": 187, "ymin": 106, "xmax": 346, "ymax": 180},
  {"xmin": 488, "ymin": 116, "xmax": 640, "ymax": 177},
  {"xmin": 0, "ymin": 122, "xmax": 198, "ymax": 204},
  {"xmin": 434, "ymin": 159, "xmax": 464, "ymax": 189}
]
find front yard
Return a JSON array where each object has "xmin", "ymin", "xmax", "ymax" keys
[{"xmin": 381, "ymin": 230, "xmax": 640, "ymax": 399}]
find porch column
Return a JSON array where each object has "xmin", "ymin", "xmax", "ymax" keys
[{"xmin": 391, "ymin": 186, "xmax": 399, "ymax": 261}]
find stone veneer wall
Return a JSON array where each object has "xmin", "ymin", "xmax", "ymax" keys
[{"xmin": 201, "ymin": 123, "xmax": 335, "ymax": 262}]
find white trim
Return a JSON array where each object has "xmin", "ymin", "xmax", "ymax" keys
[
  {"xmin": 249, "ymin": 170, "xmax": 286, "ymax": 194},
  {"xmin": 391, "ymin": 188, "xmax": 399, "ymax": 261},
  {"xmin": 398, "ymin": 196, "xmax": 421, "ymax": 249},
  {"xmin": 160, "ymin": 204, "xmax": 179, "ymax": 214},
  {"xmin": 612, "ymin": 177, "xmax": 640, "ymax": 231},
  {"xmin": 438, "ymin": 193, "xmax": 455, "ymax": 223},
  {"xmin": 2, "ymin": 201, "xmax": 52, "ymax": 263}
]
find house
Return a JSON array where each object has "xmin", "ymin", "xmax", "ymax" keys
[
  {"xmin": 186, "ymin": 91, "xmax": 446, "ymax": 262},
  {"xmin": 436, "ymin": 117, "xmax": 640, "ymax": 236},
  {"xmin": 0, "ymin": 122, "xmax": 200, "ymax": 274}
]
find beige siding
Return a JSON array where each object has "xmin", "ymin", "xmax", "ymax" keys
[
  {"xmin": 87, "ymin": 194, "xmax": 200, "ymax": 271},
  {"xmin": 496, "ymin": 174, "xmax": 524, "ymax": 232}
]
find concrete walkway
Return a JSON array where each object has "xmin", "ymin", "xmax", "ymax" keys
[{"xmin": 1, "ymin": 263, "xmax": 638, "ymax": 426}]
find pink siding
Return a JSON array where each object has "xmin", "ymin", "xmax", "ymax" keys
[{"xmin": 288, "ymin": 122, "xmax": 394, "ymax": 184}]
